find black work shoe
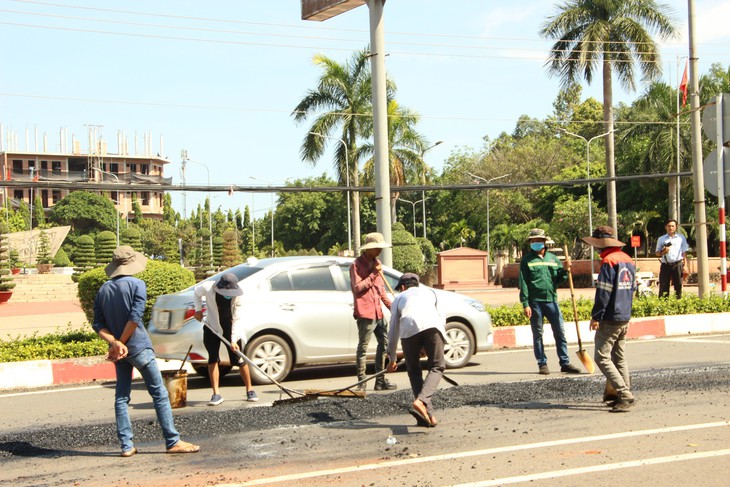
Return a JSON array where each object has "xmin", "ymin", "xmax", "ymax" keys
[
  {"xmin": 610, "ymin": 397, "xmax": 635, "ymax": 413},
  {"xmin": 374, "ymin": 379, "xmax": 397, "ymax": 391},
  {"xmin": 560, "ymin": 363, "xmax": 582, "ymax": 374},
  {"xmin": 603, "ymin": 394, "xmax": 620, "ymax": 406},
  {"xmin": 538, "ymin": 364, "xmax": 550, "ymax": 375}
]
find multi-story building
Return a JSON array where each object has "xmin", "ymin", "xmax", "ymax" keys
[{"xmin": 0, "ymin": 126, "xmax": 172, "ymax": 220}]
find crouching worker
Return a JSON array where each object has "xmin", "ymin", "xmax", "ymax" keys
[
  {"xmin": 194, "ymin": 272, "xmax": 258, "ymax": 406},
  {"xmin": 93, "ymin": 246, "xmax": 200, "ymax": 457},
  {"xmin": 581, "ymin": 226, "xmax": 636, "ymax": 413},
  {"xmin": 386, "ymin": 273, "xmax": 445, "ymax": 427}
]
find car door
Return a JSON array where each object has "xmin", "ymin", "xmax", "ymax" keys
[{"xmin": 266, "ymin": 263, "xmax": 355, "ymax": 363}]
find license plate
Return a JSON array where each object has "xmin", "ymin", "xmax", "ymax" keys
[{"xmin": 157, "ymin": 311, "xmax": 171, "ymax": 330}]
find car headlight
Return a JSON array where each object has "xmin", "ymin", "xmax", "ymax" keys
[{"xmin": 464, "ymin": 297, "xmax": 486, "ymax": 312}]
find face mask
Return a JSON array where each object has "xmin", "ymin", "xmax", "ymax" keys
[
  {"xmin": 223, "ymin": 295, "xmax": 233, "ymax": 300},
  {"xmin": 530, "ymin": 242, "xmax": 545, "ymax": 252}
]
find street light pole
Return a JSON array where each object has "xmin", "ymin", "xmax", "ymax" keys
[
  {"xmin": 397, "ymin": 197, "xmax": 424, "ymax": 237},
  {"xmin": 561, "ymin": 129, "xmax": 616, "ymax": 279},
  {"xmin": 421, "ymin": 141, "xmax": 443, "ymax": 240},
  {"xmin": 181, "ymin": 153, "xmax": 213, "ymax": 268},
  {"xmin": 466, "ymin": 172, "xmax": 510, "ymax": 262},
  {"xmin": 310, "ymin": 132, "xmax": 351, "ymax": 255},
  {"xmin": 96, "ymin": 168, "xmax": 121, "ymax": 246}
]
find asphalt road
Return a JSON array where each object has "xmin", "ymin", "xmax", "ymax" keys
[{"xmin": 1, "ymin": 332, "xmax": 729, "ymax": 486}]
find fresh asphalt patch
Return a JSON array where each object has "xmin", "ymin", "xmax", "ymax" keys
[{"xmin": 1, "ymin": 365, "xmax": 728, "ymax": 459}]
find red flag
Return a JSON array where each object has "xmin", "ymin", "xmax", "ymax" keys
[{"xmin": 679, "ymin": 61, "xmax": 688, "ymax": 107}]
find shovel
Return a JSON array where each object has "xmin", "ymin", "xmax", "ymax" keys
[{"xmin": 563, "ymin": 245, "xmax": 595, "ymax": 374}]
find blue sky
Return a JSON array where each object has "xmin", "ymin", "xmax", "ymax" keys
[{"xmin": 1, "ymin": 0, "xmax": 729, "ymax": 219}]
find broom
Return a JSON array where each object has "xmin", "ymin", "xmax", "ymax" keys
[{"xmin": 563, "ymin": 245, "xmax": 595, "ymax": 374}]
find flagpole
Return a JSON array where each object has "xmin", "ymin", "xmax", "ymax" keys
[{"xmin": 676, "ymin": 56, "xmax": 681, "ymax": 225}]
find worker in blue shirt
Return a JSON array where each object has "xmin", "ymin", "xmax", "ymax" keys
[{"xmin": 93, "ymin": 246, "xmax": 200, "ymax": 457}]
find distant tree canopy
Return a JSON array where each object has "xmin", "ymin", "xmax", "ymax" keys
[{"xmin": 49, "ymin": 191, "xmax": 117, "ymax": 235}]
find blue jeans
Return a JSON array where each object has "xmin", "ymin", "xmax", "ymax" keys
[
  {"xmin": 114, "ymin": 348, "xmax": 180, "ymax": 452},
  {"xmin": 529, "ymin": 301, "xmax": 570, "ymax": 367}
]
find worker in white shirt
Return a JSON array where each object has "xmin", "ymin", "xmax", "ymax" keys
[{"xmin": 386, "ymin": 273, "xmax": 446, "ymax": 428}]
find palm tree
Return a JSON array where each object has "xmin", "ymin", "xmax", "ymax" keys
[
  {"xmin": 360, "ymin": 100, "xmax": 426, "ymax": 222},
  {"xmin": 540, "ymin": 0, "xmax": 678, "ymax": 234},
  {"xmin": 292, "ymin": 49, "xmax": 394, "ymax": 253},
  {"xmin": 620, "ymin": 82, "xmax": 691, "ymax": 221}
]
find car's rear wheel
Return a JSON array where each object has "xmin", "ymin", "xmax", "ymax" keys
[
  {"xmin": 245, "ymin": 334, "xmax": 293, "ymax": 385},
  {"xmin": 443, "ymin": 322, "xmax": 474, "ymax": 369},
  {"xmin": 192, "ymin": 365, "xmax": 232, "ymax": 382}
]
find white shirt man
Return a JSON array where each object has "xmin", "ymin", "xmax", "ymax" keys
[{"xmin": 655, "ymin": 219, "xmax": 689, "ymax": 298}]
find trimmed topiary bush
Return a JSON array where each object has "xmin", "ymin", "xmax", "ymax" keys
[
  {"xmin": 73, "ymin": 234, "xmax": 96, "ymax": 283},
  {"xmin": 392, "ymin": 222, "xmax": 425, "ymax": 275},
  {"xmin": 0, "ymin": 225, "xmax": 16, "ymax": 293},
  {"xmin": 77, "ymin": 260, "xmax": 196, "ymax": 325},
  {"xmin": 95, "ymin": 231, "xmax": 117, "ymax": 266},
  {"xmin": 120, "ymin": 227, "xmax": 143, "ymax": 252},
  {"xmin": 53, "ymin": 247, "xmax": 72, "ymax": 267}
]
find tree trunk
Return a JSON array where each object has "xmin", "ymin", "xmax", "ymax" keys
[
  {"xmin": 603, "ymin": 56, "xmax": 617, "ymax": 236},
  {"xmin": 668, "ymin": 177, "xmax": 678, "ymax": 222}
]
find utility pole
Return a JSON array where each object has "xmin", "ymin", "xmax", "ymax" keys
[{"xmin": 687, "ymin": 0, "xmax": 710, "ymax": 296}]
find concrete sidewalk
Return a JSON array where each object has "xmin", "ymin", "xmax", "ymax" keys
[{"xmin": 0, "ymin": 300, "xmax": 88, "ymax": 338}]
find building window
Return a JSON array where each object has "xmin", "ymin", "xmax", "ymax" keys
[
  {"xmin": 52, "ymin": 190, "xmax": 61, "ymax": 204},
  {"xmin": 129, "ymin": 163, "xmax": 137, "ymax": 173},
  {"xmin": 42, "ymin": 189, "xmax": 49, "ymax": 208},
  {"xmin": 141, "ymin": 192, "xmax": 150, "ymax": 205},
  {"xmin": 141, "ymin": 164, "xmax": 149, "ymax": 175},
  {"xmin": 14, "ymin": 190, "xmax": 23, "ymax": 200},
  {"xmin": 41, "ymin": 161, "xmax": 48, "ymax": 170},
  {"xmin": 111, "ymin": 191, "xmax": 118, "ymax": 204},
  {"xmin": 52, "ymin": 161, "xmax": 62, "ymax": 172},
  {"xmin": 108, "ymin": 163, "xmax": 119, "ymax": 173}
]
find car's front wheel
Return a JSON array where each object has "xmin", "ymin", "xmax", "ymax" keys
[
  {"xmin": 245, "ymin": 334, "xmax": 293, "ymax": 385},
  {"xmin": 443, "ymin": 322, "xmax": 474, "ymax": 369}
]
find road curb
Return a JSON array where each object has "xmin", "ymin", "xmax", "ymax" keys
[{"xmin": 2, "ymin": 312, "xmax": 730, "ymax": 391}]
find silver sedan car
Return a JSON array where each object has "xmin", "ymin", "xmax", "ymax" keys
[{"xmin": 149, "ymin": 256, "xmax": 493, "ymax": 384}]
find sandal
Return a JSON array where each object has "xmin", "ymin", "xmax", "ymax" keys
[
  {"xmin": 166, "ymin": 440, "xmax": 200, "ymax": 454},
  {"xmin": 121, "ymin": 447, "xmax": 137, "ymax": 458},
  {"xmin": 408, "ymin": 409, "xmax": 432, "ymax": 427}
]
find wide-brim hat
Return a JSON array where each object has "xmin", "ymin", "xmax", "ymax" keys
[
  {"xmin": 360, "ymin": 232, "xmax": 392, "ymax": 251},
  {"xmin": 581, "ymin": 225, "xmax": 625, "ymax": 248},
  {"xmin": 526, "ymin": 228, "xmax": 549, "ymax": 242},
  {"xmin": 215, "ymin": 272, "xmax": 243, "ymax": 297},
  {"xmin": 105, "ymin": 246, "xmax": 147, "ymax": 278}
]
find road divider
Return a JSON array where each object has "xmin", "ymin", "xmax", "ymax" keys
[{"xmin": 2, "ymin": 313, "xmax": 730, "ymax": 391}]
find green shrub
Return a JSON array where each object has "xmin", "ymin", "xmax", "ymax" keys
[
  {"xmin": 77, "ymin": 260, "xmax": 196, "ymax": 325},
  {"xmin": 95, "ymin": 231, "xmax": 117, "ymax": 266},
  {"xmin": 0, "ymin": 225, "xmax": 15, "ymax": 292},
  {"xmin": 120, "ymin": 227, "xmax": 143, "ymax": 251},
  {"xmin": 486, "ymin": 294, "xmax": 730, "ymax": 327},
  {"xmin": 0, "ymin": 328, "xmax": 108, "ymax": 363},
  {"xmin": 392, "ymin": 222, "xmax": 425, "ymax": 275},
  {"xmin": 53, "ymin": 247, "xmax": 72, "ymax": 267},
  {"xmin": 72, "ymin": 234, "xmax": 96, "ymax": 283}
]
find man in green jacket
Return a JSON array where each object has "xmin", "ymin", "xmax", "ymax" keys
[{"xmin": 518, "ymin": 228, "xmax": 581, "ymax": 375}]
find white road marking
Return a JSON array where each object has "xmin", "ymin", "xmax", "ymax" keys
[
  {"xmin": 0, "ymin": 384, "xmax": 105, "ymax": 398},
  {"xmin": 233, "ymin": 421, "xmax": 730, "ymax": 486},
  {"xmin": 669, "ymin": 338, "xmax": 730, "ymax": 344},
  {"xmin": 454, "ymin": 449, "xmax": 730, "ymax": 487}
]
